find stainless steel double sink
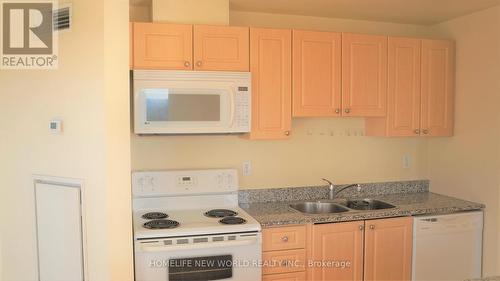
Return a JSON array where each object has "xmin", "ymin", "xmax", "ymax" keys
[{"xmin": 289, "ymin": 199, "xmax": 396, "ymax": 214}]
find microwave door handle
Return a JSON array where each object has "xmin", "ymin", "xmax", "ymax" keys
[
  {"xmin": 228, "ymin": 90, "xmax": 235, "ymax": 127},
  {"xmin": 139, "ymin": 238, "xmax": 258, "ymax": 253}
]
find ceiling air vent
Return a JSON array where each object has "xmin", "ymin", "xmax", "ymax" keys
[{"xmin": 53, "ymin": 4, "xmax": 71, "ymax": 32}]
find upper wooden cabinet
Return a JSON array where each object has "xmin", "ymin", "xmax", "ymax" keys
[
  {"xmin": 133, "ymin": 22, "xmax": 193, "ymax": 70},
  {"xmin": 292, "ymin": 30, "xmax": 342, "ymax": 117},
  {"xmin": 342, "ymin": 33, "xmax": 388, "ymax": 117},
  {"xmin": 366, "ymin": 37, "xmax": 422, "ymax": 136},
  {"xmin": 248, "ymin": 28, "xmax": 292, "ymax": 140},
  {"xmin": 421, "ymin": 39, "xmax": 455, "ymax": 137},
  {"xmin": 193, "ymin": 25, "xmax": 249, "ymax": 71},
  {"xmin": 366, "ymin": 38, "xmax": 455, "ymax": 137},
  {"xmin": 311, "ymin": 221, "xmax": 364, "ymax": 281},
  {"xmin": 364, "ymin": 217, "xmax": 413, "ymax": 281}
]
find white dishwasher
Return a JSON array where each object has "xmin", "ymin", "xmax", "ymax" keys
[{"xmin": 412, "ymin": 211, "xmax": 483, "ymax": 281}]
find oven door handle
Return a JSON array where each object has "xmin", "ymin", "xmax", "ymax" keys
[{"xmin": 139, "ymin": 238, "xmax": 259, "ymax": 253}]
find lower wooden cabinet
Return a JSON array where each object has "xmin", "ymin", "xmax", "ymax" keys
[
  {"xmin": 364, "ymin": 217, "xmax": 413, "ymax": 281},
  {"xmin": 263, "ymin": 272, "xmax": 307, "ymax": 281},
  {"xmin": 262, "ymin": 218, "xmax": 413, "ymax": 281},
  {"xmin": 308, "ymin": 217, "xmax": 413, "ymax": 281},
  {"xmin": 310, "ymin": 221, "xmax": 364, "ymax": 281}
]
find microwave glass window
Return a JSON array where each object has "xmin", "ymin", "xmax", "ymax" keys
[{"xmin": 144, "ymin": 89, "xmax": 221, "ymax": 122}]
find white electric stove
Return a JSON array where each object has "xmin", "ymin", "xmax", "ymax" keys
[{"xmin": 132, "ymin": 169, "xmax": 262, "ymax": 281}]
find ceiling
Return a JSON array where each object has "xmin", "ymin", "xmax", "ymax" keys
[{"xmin": 229, "ymin": 0, "xmax": 500, "ymax": 25}]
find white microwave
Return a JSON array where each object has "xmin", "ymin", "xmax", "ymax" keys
[{"xmin": 133, "ymin": 70, "xmax": 251, "ymax": 134}]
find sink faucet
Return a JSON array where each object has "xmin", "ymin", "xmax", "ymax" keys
[{"xmin": 321, "ymin": 178, "xmax": 361, "ymax": 200}]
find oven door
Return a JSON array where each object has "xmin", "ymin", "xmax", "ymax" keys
[
  {"xmin": 134, "ymin": 233, "xmax": 262, "ymax": 281},
  {"xmin": 134, "ymin": 82, "xmax": 236, "ymax": 134}
]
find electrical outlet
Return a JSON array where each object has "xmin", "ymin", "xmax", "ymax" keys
[
  {"xmin": 403, "ymin": 155, "xmax": 411, "ymax": 169},
  {"xmin": 242, "ymin": 161, "xmax": 252, "ymax": 176}
]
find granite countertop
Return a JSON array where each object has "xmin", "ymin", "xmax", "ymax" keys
[{"xmin": 240, "ymin": 192, "xmax": 485, "ymax": 228}]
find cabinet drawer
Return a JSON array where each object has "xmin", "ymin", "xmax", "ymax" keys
[
  {"xmin": 263, "ymin": 225, "xmax": 306, "ymax": 251},
  {"xmin": 263, "ymin": 271, "xmax": 306, "ymax": 281},
  {"xmin": 262, "ymin": 249, "xmax": 306, "ymax": 275}
]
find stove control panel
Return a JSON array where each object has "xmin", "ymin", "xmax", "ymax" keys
[{"xmin": 132, "ymin": 169, "xmax": 238, "ymax": 197}]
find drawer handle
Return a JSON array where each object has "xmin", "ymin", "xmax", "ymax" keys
[
  {"xmin": 359, "ymin": 225, "xmax": 364, "ymax": 231},
  {"xmin": 369, "ymin": 225, "xmax": 375, "ymax": 230},
  {"xmin": 281, "ymin": 236, "xmax": 289, "ymax": 242},
  {"xmin": 184, "ymin": 61, "xmax": 190, "ymax": 67},
  {"xmin": 414, "ymin": 129, "xmax": 420, "ymax": 135},
  {"xmin": 284, "ymin": 131, "xmax": 290, "ymax": 136},
  {"xmin": 335, "ymin": 108, "xmax": 340, "ymax": 114},
  {"xmin": 344, "ymin": 108, "xmax": 350, "ymax": 114},
  {"xmin": 196, "ymin": 61, "xmax": 202, "ymax": 67},
  {"xmin": 422, "ymin": 129, "xmax": 429, "ymax": 135}
]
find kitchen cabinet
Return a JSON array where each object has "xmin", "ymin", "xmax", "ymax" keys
[
  {"xmin": 342, "ymin": 33, "xmax": 388, "ymax": 117},
  {"xmin": 263, "ymin": 225, "xmax": 307, "ymax": 279},
  {"xmin": 421, "ymin": 39, "xmax": 455, "ymax": 136},
  {"xmin": 310, "ymin": 221, "xmax": 364, "ymax": 281},
  {"xmin": 365, "ymin": 37, "xmax": 422, "ymax": 136},
  {"xmin": 366, "ymin": 38, "xmax": 455, "ymax": 137},
  {"xmin": 133, "ymin": 22, "xmax": 193, "ymax": 70},
  {"xmin": 248, "ymin": 28, "xmax": 292, "ymax": 139},
  {"xmin": 364, "ymin": 217, "xmax": 413, "ymax": 281},
  {"xmin": 193, "ymin": 25, "xmax": 249, "ymax": 71},
  {"xmin": 292, "ymin": 30, "xmax": 342, "ymax": 117},
  {"xmin": 310, "ymin": 217, "xmax": 412, "ymax": 281},
  {"xmin": 263, "ymin": 272, "xmax": 307, "ymax": 281}
]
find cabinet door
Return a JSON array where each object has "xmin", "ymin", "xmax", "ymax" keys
[
  {"xmin": 194, "ymin": 25, "xmax": 249, "ymax": 71},
  {"xmin": 133, "ymin": 22, "xmax": 193, "ymax": 70},
  {"xmin": 292, "ymin": 30, "xmax": 342, "ymax": 117},
  {"xmin": 249, "ymin": 28, "xmax": 292, "ymax": 139},
  {"xmin": 263, "ymin": 272, "xmax": 306, "ymax": 281},
  {"xmin": 311, "ymin": 221, "xmax": 364, "ymax": 281},
  {"xmin": 342, "ymin": 33, "xmax": 388, "ymax": 117},
  {"xmin": 387, "ymin": 37, "xmax": 422, "ymax": 136},
  {"xmin": 364, "ymin": 217, "xmax": 413, "ymax": 281},
  {"xmin": 421, "ymin": 39, "xmax": 455, "ymax": 136}
]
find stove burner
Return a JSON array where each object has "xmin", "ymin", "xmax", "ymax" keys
[
  {"xmin": 142, "ymin": 212, "xmax": 168, "ymax": 220},
  {"xmin": 143, "ymin": 219, "xmax": 179, "ymax": 229},
  {"xmin": 219, "ymin": 217, "xmax": 246, "ymax": 225},
  {"xmin": 205, "ymin": 209, "xmax": 238, "ymax": 218}
]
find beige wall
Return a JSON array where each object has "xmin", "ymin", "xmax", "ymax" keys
[
  {"xmin": 427, "ymin": 5, "xmax": 500, "ymax": 276},
  {"xmin": 230, "ymin": 10, "xmax": 433, "ymax": 37},
  {"xmin": 132, "ymin": 118, "xmax": 428, "ymax": 188},
  {"xmin": 0, "ymin": 0, "xmax": 133, "ymax": 280}
]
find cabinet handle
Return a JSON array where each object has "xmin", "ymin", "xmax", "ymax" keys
[
  {"xmin": 369, "ymin": 225, "xmax": 375, "ymax": 230},
  {"xmin": 196, "ymin": 61, "xmax": 202, "ymax": 67},
  {"xmin": 184, "ymin": 61, "xmax": 190, "ymax": 67},
  {"xmin": 359, "ymin": 225, "xmax": 364, "ymax": 231},
  {"xmin": 344, "ymin": 108, "xmax": 350, "ymax": 114},
  {"xmin": 335, "ymin": 108, "xmax": 340, "ymax": 114},
  {"xmin": 281, "ymin": 236, "xmax": 289, "ymax": 242},
  {"xmin": 284, "ymin": 131, "xmax": 290, "ymax": 136},
  {"xmin": 422, "ymin": 129, "xmax": 429, "ymax": 135},
  {"xmin": 414, "ymin": 129, "xmax": 420, "ymax": 135}
]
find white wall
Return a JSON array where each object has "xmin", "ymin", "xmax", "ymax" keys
[
  {"xmin": 428, "ymin": 5, "xmax": 500, "ymax": 276},
  {"xmin": 0, "ymin": 0, "xmax": 133, "ymax": 280}
]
